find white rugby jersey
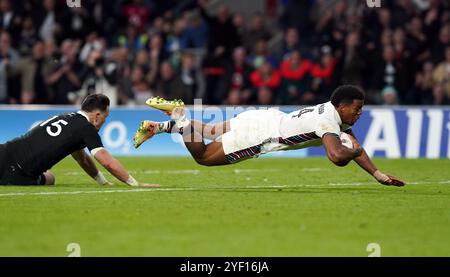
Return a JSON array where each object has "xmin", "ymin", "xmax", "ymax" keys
[
  {"xmin": 261, "ymin": 101, "xmax": 351, "ymax": 154},
  {"xmin": 223, "ymin": 101, "xmax": 352, "ymax": 163}
]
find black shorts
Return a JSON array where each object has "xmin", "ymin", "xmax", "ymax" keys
[{"xmin": 0, "ymin": 144, "xmax": 46, "ymax": 186}]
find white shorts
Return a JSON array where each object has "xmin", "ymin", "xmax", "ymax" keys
[{"xmin": 221, "ymin": 109, "xmax": 285, "ymax": 163}]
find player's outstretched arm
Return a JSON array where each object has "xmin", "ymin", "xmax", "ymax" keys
[
  {"xmin": 71, "ymin": 150, "xmax": 112, "ymax": 185},
  {"xmin": 93, "ymin": 148, "xmax": 159, "ymax": 187},
  {"xmin": 347, "ymin": 131, "xmax": 406, "ymax": 187},
  {"xmin": 322, "ymin": 133, "xmax": 363, "ymax": 166}
]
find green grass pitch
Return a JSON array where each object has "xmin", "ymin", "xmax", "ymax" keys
[{"xmin": 0, "ymin": 157, "xmax": 449, "ymax": 257}]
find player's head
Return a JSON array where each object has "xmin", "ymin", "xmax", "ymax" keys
[
  {"xmin": 81, "ymin": 94, "xmax": 110, "ymax": 130},
  {"xmin": 330, "ymin": 85, "xmax": 365, "ymax": 126}
]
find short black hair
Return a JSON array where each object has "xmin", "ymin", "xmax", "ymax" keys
[
  {"xmin": 81, "ymin": 94, "xmax": 110, "ymax": 112},
  {"xmin": 330, "ymin": 85, "xmax": 365, "ymax": 107}
]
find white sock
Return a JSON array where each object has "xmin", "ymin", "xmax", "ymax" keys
[
  {"xmin": 158, "ymin": 121, "xmax": 175, "ymax": 133},
  {"xmin": 170, "ymin": 107, "xmax": 190, "ymax": 134},
  {"xmin": 175, "ymin": 117, "xmax": 190, "ymax": 135},
  {"xmin": 158, "ymin": 119, "xmax": 190, "ymax": 134}
]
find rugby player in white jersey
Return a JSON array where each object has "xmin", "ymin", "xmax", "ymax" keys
[{"xmin": 134, "ymin": 85, "xmax": 405, "ymax": 187}]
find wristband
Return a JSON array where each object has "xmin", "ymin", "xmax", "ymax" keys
[
  {"xmin": 373, "ymin": 170, "xmax": 389, "ymax": 183},
  {"xmin": 126, "ymin": 175, "xmax": 139, "ymax": 186}
]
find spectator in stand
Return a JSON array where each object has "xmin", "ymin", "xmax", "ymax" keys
[
  {"xmin": 381, "ymin": 86, "xmax": 399, "ymax": 105},
  {"xmin": 257, "ymin": 86, "xmax": 274, "ymax": 105},
  {"xmin": 275, "ymin": 27, "xmax": 308, "ymax": 62},
  {"xmin": 46, "ymin": 39, "xmax": 82, "ymax": 104},
  {"xmin": 279, "ymin": 0, "xmax": 313, "ymax": 38},
  {"xmin": 17, "ymin": 15, "xmax": 37, "ymax": 56},
  {"xmin": 154, "ymin": 61, "xmax": 186, "ymax": 101},
  {"xmin": 165, "ymin": 18, "xmax": 187, "ymax": 65},
  {"xmin": 117, "ymin": 22, "xmax": 149, "ymax": 52},
  {"xmin": 232, "ymin": 12, "xmax": 247, "ymax": 46},
  {"xmin": 197, "ymin": 0, "xmax": 239, "ymax": 58},
  {"xmin": 339, "ymin": 31, "xmax": 365, "ymax": 87},
  {"xmin": 111, "ymin": 47, "xmax": 134, "ymax": 105},
  {"xmin": 423, "ymin": 0, "xmax": 445, "ymax": 52},
  {"xmin": 432, "ymin": 83, "xmax": 449, "ymax": 105},
  {"xmin": 406, "ymin": 16, "xmax": 430, "ymax": 69},
  {"xmin": 431, "ymin": 23, "xmax": 450, "ymax": 64},
  {"xmin": 377, "ymin": 8, "xmax": 394, "ymax": 39},
  {"xmin": 178, "ymin": 52, "xmax": 199, "ymax": 104},
  {"xmin": 310, "ymin": 45, "xmax": 338, "ymax": 103},
  {"xmin": 77, "ymin": 48, "xmax": 119, "ymax": 106},
  {"xmin": 371, "ymin": 44, "xmax": 398, "ymax": 101},
  {"xmin": 246, "ymin": 38, "xmax": 278, "ymax": 69},
  {"xmin": 314, "ymin": 0, "xmax": 349, "ymax": 51},
  {"xmin": 433, "ymin": 46, "xmax": 450, "ymax": 98},
  {"xmin": 59, "ymin": 4, "xmax": 95, "ymax": 40},
  {"xmin": 250, "ymin": 61, "xmax": 281, "ymax": 104},
  {"xmin": 243, "ymin": 12, "xmax": 272, "ymax": 53},
  {"xmin": 201, "ymin": 44, "xmax": 228, "ymax": 105},
  {"xmin": 279, "ymin": 50, "xmax": 312, "ymax": 105},
  {"xmin": 37, "ymin": 0, "xmax": 59, "ymax": 42},
  {"xmin": 392, "ymin": 27, "xmax": 414, "ymax": 102},
  {"xmin": 0, "ymin": 0, "xmax": 22, "ymax": 44},
  {"xmin": 7, "ymin": 40, "xmax": 53, "ymax": 104},
  {"xmin": 148, "ymin": 16, "xmax": 165, "ymax": 36},
  {"xmin": 180, "ymin": 10, "xmax": 207, "ymax": 49},
  {"xmin": 223, "ymin": 47, "xmax": 252, "ymax": 105},
  {"xmin": 360, "ymin": 8, "xmax": 392, "ymax": 58},
  {"xmin": 0, "ymin": 30, "xmax": 19, "ymax": 104},
  {"xmin": 79, "ymin": 32, "xmax": 105, "ymax": 63},
  {"xmin": 87, "ymin": 0, "xmax": 117, "ymax": 40},
  {"xmin": 130, "ymin": 65, "xmax": 153, "ymax": 105},
  {"xmin": 380, "ymin": 29, "xmax": 394, "ymax": 48},
  {"xmin": 409, "ymin": 61, "xmax": 435, "ymax": 104},
  {"xmin": 122, "ymin": 0, "xmax": 151, "ymax": 33},
  {"xmin": 134, "ymin": 50, "xmax": 150, "ymax": 72},
  {"xmin": 392, "ymin": 0, "xmax": 418, "ymax": 29},
  {"xmin": 146, "ymin": 33, "xmax": 166, "ymax": 88}
]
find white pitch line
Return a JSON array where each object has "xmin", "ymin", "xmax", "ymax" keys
[
  {"xmin": 0, "ymin": 184, "xmax": 364, "ymax": 197},
  {"xmin": 0, "ymin": 188, "xmax": 195, "ymax": 197},
  {"xmin": 0, "ymin": 180, "xmax": 449, "ymax": 198},
  {"xmin": 64, "ymin": 168, "xmax": 280, "ymax": 176}
]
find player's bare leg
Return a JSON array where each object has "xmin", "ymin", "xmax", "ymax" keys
[
  {"xmin": 134, "ymin": 97, "xmax": 231, "ymax": 165},
  {"xmin": 133, "ymin": 119, "xmax": 229, "ymax": 147},
  {"xmin": 134, "ymin": 119, "xmax": 230, "ymax": 166},
  {"xmin": 180, "ymin": 121, "xmax": 229, "ymax": 166},
  {"xmin": 190, "ymin": 120, "xmax": 230, "ymax": 140}
]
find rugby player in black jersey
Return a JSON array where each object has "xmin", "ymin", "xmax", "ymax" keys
[{"xmin": 0, "ymin": 94, "xmax": 155, "ymax": 187}]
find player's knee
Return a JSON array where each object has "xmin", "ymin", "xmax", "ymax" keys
[
  {"xmin": 333, "ymin": 159, "xmax": 350, "ymax": 167},
  {"xmin": 194, "ymin": 156, "xmax": 215, "ymax": 166},
  {"xmin": 195, "ymin": 158, "xmax": 211, "ymax": 166}
]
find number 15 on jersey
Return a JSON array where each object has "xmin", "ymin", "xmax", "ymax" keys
[{"xmin": 39, "ymin": 116, "xmax": 69, "ymax": 137}]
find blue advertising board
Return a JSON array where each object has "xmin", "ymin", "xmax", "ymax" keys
[{"xmin": 0, "ymin": 106, "xmax": 449, "ymax": 158}]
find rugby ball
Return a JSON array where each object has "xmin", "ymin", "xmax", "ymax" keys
[{"xmin": 340, "ymin": 132, "xmax": 353, "ymax": 149}]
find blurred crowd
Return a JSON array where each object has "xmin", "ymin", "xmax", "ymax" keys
[{"xmin": 0, "ymin": 0, "xmax": 450, "ymax": 106}]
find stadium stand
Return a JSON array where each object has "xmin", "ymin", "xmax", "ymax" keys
[{"xmin": 0, "ymin": 0, "xmax": 449, "ymax": 106}]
